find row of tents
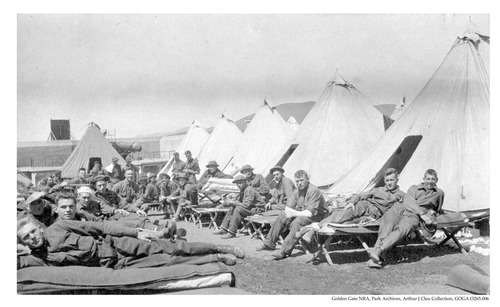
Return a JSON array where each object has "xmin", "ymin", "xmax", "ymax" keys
[{"xmin": 59, "ymin": 24, "xmax": 489, "ymax": 214}]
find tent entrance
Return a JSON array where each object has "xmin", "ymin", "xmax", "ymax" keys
[
  {"xmin": 372, "ymin": 135, "xmax": 423, "ymax": 188},
  {"xmin": 265, "ymin": 144, "xmax": 298, "ymax": 182},
  {"xmin": 88, "ymin": 157, "xmax": 102, "ymax": 173}
]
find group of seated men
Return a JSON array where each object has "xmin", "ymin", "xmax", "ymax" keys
[
  {"xmin": 212, "ymin": 165, "xmax": 444, "ymax": 268},
  {"xmin": 18, "ymin": 146, "xmax": 445, "ymax": 270}
]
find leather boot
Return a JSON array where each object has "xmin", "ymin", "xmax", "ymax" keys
[
  {"xmin": 216, "ymin": 253, "xmax": 237, "ymax": 266},
  {"xmin": 216, "ymin": 245, "xmax": 245, "ymax": 259}
]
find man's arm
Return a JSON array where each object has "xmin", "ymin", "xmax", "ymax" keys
[
  {"xmin": 403, "ymin": 185, "xmax": 426, "ymax": 215},
  {"xmin": 284, "ymin": 206, "xmax": 312, "ymax": 218},
  {"xmin": 233, "ymin": 189, "xmax": 256, "ymax": 209},
  {"xmin": 304, "ymin": 187, "xmax": 325, "ymax": 217},
  {"xmin": 256, "ymin": 175, "xmax": 270, "ymax": 195}
]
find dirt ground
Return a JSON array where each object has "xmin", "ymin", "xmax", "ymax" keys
[{"xmin": 152, "ymin": 215, "xmax": 490, "ymax": 295}]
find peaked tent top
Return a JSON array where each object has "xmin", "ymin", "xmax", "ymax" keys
[
  {"xmin": 60, "ymin": 123, "xmax": 126, "ymax": 178},
  {"xmin": 327, "ymin": 26, "xmax": 490, "ymax": 213},
  {"xmin": 268, "ymin": 71, "xmax": 385, "ymax": 187}
]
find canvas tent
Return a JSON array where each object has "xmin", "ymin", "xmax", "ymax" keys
[
  {"xmin": 287, "ymin": 116, "xmax": 300, "ymax": 132},
  {"xmin": 327, "ymin": 25, "xmax": 490, "ymax": 213},
  {"xmin": 265, "ymin": 72, "xmax": 385, "ymax": 187},
  {"xmin": 197, "ymin": 113, "xmax": 243, "ymax": 173},
  {"xmin": 224, "ymin": 100, "xmax": 294, "ymax": 175},
  {"xmin": 158, "ymin": 120, "xmax": 210, "ymax": 176},
  {"xmin": 60, "ymin": 123, "xmax": 125, "ymax": 178}
]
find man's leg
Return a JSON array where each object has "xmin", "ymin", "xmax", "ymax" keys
[
  {"xmin": 214, "ymin": 207, "xmax": 234, "ymax": 234},
  {"xmin": 223, "ymin": 206, "xmax": 252, "ymax": 237},
  {"xmin": 374, "ymin": 203, "xmax": 405, "ymax": 247},
  {"xmin": 172, "ymin": 200, "xmax": 188, "ymax": 221},
  {"xmin": 258, "ymin": 211, "xmax": 291, "ymax": 250},
  {"xmin": 276, "ymin": 216, "xmax": 314, "ymax": 258}
]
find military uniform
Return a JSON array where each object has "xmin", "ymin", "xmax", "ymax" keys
[
  {"xmin": 219, "ymin": 185, "xmax": 264, "ymax": 235},
  {"xmin": 268, "ymin": 176, "xmax": 296, "ymax": 210},
  {"xmin": 112, "ymin": 179, "xmax": 141, "ymax": 212},
  {"xmin": 197, "ymin": 169, "xmax": 232, "ymax": 190},
  {"xmin": 184, "ymin": 158, "xmax": 200, "ymax": 184}
]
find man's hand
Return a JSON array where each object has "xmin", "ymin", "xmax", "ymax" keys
[
  {"xmin": 284, "ymin": 206, "xmax": 295, "ymax": 219},
  {"xmin": 137, "ymin": 231, "xmax": 155, "ymax": 242},
  {"xmin": 344, "ymin": 203, "xmax": 355, "ymax": 211},
  {"xmin": 265, "ymin": 202, "xmax": 272, "ymax": 211},
  {"xmin": 115, "ymin": 209, "xmax": 130, "ymax": 216},
  {"xmin": 136, "ymin": 209, "xmax": 147, "ymax": 217}
]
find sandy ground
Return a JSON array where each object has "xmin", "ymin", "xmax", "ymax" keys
[{"xmin": 151, "ymin": 215, "xmax": 490, "ymax": 295}]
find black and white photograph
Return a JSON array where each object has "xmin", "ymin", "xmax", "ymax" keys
[{"xmin": 11, "ymin": 1, "xmax": 494, "ymax": 299}]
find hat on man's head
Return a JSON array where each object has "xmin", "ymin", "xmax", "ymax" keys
[
  {"xmin": 270, "ymin": 165, "xmax": 285, "ymax": 174},
  {"xmin": 126, "ymin": 156, "xmax": 133, "ymax": 162},
  {"xmin": 232, "ymin": 174, "xmax": 248, "ymax": 183},
  {"xmin": 112, "ymin": 157, "xmax": 119, "ymax": 162},
  {"xmin": 240, "ymin": 164, "xmax": 254, "ymax": 173},
  {"xmin": 77, "ymin": 186, "xmax": 95, "ymax": 195},
  {"xmin": 138, "ymin": 173, "xmax": 148, "ymax": 182},
  {"xmin": 176, "ymin": 173, "xmax": 189, "ymax": 180},
  {"xmin": 173, "ymin": 152, "xmax": 180, "ymax": 157},
  {"xmin": 91, "ymin": 175, "xmax": 110, "ymax": 184},
  {"xmin": 206, "ymin": 160, "xmax": 219, "ymax": 168},
  {"xmin": 158, "ymin": 173, "xmax": 170, "ymax": 179},
  {"xmin": 147, "ymin": 172, "xmax": 156, "ymax": 179},
  {"xmin": 24, "ymin": 191, "xmax": 46, "ymax": 205}
]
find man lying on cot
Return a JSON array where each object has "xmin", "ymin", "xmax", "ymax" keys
[
  {"xmin": 296, "ymin": 168, "xmax": 405, "ymax": 246},
  {"xmin": 17, "ymin": 217, "xmax": 246, "ymax": 270},
  {"xmin": 367, "ymin": 168, "xmax": 444, "ymax": 268}
]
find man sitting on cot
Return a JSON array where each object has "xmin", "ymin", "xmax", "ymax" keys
[
  {"xmin": 265, "ymin": 165, "xmax": 296, "ymax": 212},
  {"xmin": 166, "ymin": 173, "xmax": 198, "ymax": 222},
  {"xmin": 256, "ymin": 170, "xmax": 328, "ymax": 260},
  {"xmin": 17, "ymin": 191, "xmax": 56, "ymax": 227},
  {"xmin": 367, "ymin": 169, "xmax": 444, "ymax": 268},
  {"xmin": 239, "ymin": 164, "xmax": 270, "ymax": 201},
  {"xmin": 213, "ymin": 174, "xmax": 264, "ymax": 239},
  {"xmin": 17, "ymin": 216, "xmax": 245, "ymax": 270},
  {"xmin": 297, "ymin": 168, "xmax": 405, "ymax": 245}
]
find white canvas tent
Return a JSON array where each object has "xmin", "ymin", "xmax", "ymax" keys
[
  {"xmin": 287, "ymin": 116, "xmax": 300, "ymax": 132},
  {"xmin": 265, "ymin": 72, "xmax": 386, "ymax": 187},
  {"xmin": 60, "ymin": 122, "xmax": 126, "ymax": 178},
  {"xmin": 224, "ymin": 100, "xmax": 294, "ymax": 175},
  {"xmin": 197, "ymin": 113, "xmax": 243, "ymax": 173},
  {"xmin": 158, "ymin": 120, "xmax": 210, "ymax": 176},
  {"xmin": 328, "ymin": 25, "xmax": 490, "ymax": 213}
]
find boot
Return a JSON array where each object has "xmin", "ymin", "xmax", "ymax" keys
[
  {"xmin": 216, "ymin": 245, "xmax": 245, "ymax": 259},
  {"xmin": 213, "ymin": 229, "xmax": 227, "ymax": 235},
  {"xmin": 301, "ymin": 229, "xmax": 316, "ymax": 244},
  {"xmin": 368, "ymin": 247, "xmax": 381, "ymax": 263},
  {"xmin": 216, "ymin": 253, "xmax": 237, "ymax": 266}
]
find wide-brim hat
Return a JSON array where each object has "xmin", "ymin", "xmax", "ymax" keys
[
  {"xmin": 206, "ymin": 160, "xmax": 219, "ymax": 168},
  {"xmin": 112, "ymin": 157, "xmax": 119, "ymax": 162},
  {"xmin": 270, "ymin": 165, "xmax": 285, "ymax": 174},
  {"xmin": 126, "ymin": 156, "xmax": 133, "ymax": 162},
  {"xmin": 91, "ymin": 175, "xmax": 110, "ymax": 184},
  {"xmin": 232, "ymin": 174, "xmax": 248, "ymax": 183},
  {"xmin": 176, "ymin": 172, "xmax": 189, "ymax": 180},
  {"xmin": 138, "ymin": 174, "xmax": 148, "ymax": 181},
  {"xmin": 147, "ymin": 173, "xmax": 156, "ymax": 179},
  {"xmin": 158, "ymin": 172, "xmax": 169, "ymax": 179},
  {"xmin": 240, "ymin": 164, "xmax": 254, "ymax": 172},
  {"xmin": 24, "ymin": 191, "xmax": 46, "ymax": 205}
]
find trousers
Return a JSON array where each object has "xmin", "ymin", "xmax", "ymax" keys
[
  {"xmin": 220, "ymin": 206, "xmax": 253, "ymax": 234},
  {"xmin": 319, "ymin": 200, "xmax": 382, "ymax": 226},
  {"xmin": 374, "ymin": 203, "xmax": 420, "ymax": 253},
  {"xmin": 263, "ymin": 211, "xmax": 315, "ymax": 255}
]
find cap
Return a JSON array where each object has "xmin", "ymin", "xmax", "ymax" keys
[
  {"xmin": 147, "ymin": 172, "xmax": 156, "ymax": 179},
  {"xmin": 176, "ymin": 172, "xmax": 189, "ymax": 180},
  {"xmin": 270, "ymin": 165, "xmax": 285, "ymax": 174},
  {"xmin": 126, "ymin": 156, "xmax": 133, "ymax": 162},
  {"xmin": 206, "ymin": 160, "xmax": 219, "ymax": 168},
  {"xmin": 112, "ymin": 157, "xmax": 119, "ymax": 162},
  {"xmin": 232, "ymin": 174, "xmax": 248, "ymax": 183},
  {"xmin": 158, "ymin": 173, "xmax": 170, "ymax": 179},
  {"xmin": 24, "ymin": 191, "xmax": 46, "ymax": 205},
  {"xmin": 91, "ymin": 175, "xmax": 110, "ymax": 184},
  {"xmin": 240, "ymin": 164, "xmax": 254, "ymax": 172},
  {"xmin": 138, "ymin": 173, "xmax": 148, "ymax": 182},
  {"xmin": 77, "ymin": 186, "xmax": 95, "ymax": 195},
  {"xmin": 173, "ymin": 152, "xmax": 180, "ymax": 157}
]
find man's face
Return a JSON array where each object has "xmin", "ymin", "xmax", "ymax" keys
[
  {"xmin": 208, "ymin": 166, "xmax": 217, "ymax": 173},
  {"xmin": 56, "ymin": 198, "xmax": 76, "ymax": 220},
  {"xmin": 242, "ymin": 170, "xmax": 253, "ymax": 179},
  {"xmin": 95, "ymin": 180, "xmax": 107, "ymax": 193},
  {"xmin": 78, "ymin": 170, "xmax": 86, "ymax": 178},
  {"xmin": 185, "ymin": 152, "xmax": 192, "ymax": 160},
  {"xmin": 125, "ymin": 170, "xmax": 134, "ymax": 181},
  {"xmin": 179, "ymin": 178, "xmax": 187, "ymax": 187},
  {"xmin": 384, "ymin": 174, "xmax": 398, "ymax": 191},
  {"xmin": 112, "ymin": 160, "xmax": 118, "ymax": 166},
  {"xmin": 423, "ymin": 173, "xmax": 438, "ymax": 189},
  {"xmin": 26, "ymin": 200, "xmax": 45, "ymax": 216},
  {"xmin": 95, "ymin": 163, "xmax": 101, "ymax": 168},
  {"xmin": 18, "ymin": 222, "xmax": 45, "ymax": 250},
  {"xmin": 173, "ymin": 154, "xmax": 180, "ymax": 161},
  {"xmin": 78, "ymin": 192, "xmax": 91, "ymax": 206},
  {"xmin": 236, "ymin": 180, "xmax": 248, "ymax": 190},
  {"xmin": 295, "ymin": 175, "xmax": 309, "ymax": 190},
  {"xmin": 47, "ymin": 177, "xmax": 53, "ymax": 184},
  {"xmin": 272, "ymin": 171, "xmax": 283, "ymax": 182},
  {"xmin": 150, "ymin": 177, "xmax": 157, "ymax": 184}
]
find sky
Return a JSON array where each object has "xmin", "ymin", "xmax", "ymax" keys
[{"xmin": 17, "ymin": 13, "xmax": 489, "ymax": 142}]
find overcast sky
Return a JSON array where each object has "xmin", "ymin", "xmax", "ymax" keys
[{"xmin": 17, "ymin": 14, "xmax": 489, "ymax": 142}]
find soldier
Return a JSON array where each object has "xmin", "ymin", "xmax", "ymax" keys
[
  {"xmin": 122, "ymin": 156, "xmax": 138, "ymax": 180},
  {"xmin": 135, "ymin": 173, "xmax": 160, "ymax": 212},
  {"xmin": 256, "ymin": 170, "xmax": 327, "ymax": 260},
  {"xmin": 167, "ymin": 173, "xmax": 198, "ymax": 222},
  {"xmin": 213, "ymin": 175, "xmax": 264, "ymax": 239},
  {"xmin": 70, "ymin": 168, "xmax": 88, "ymax": 185},
  {"xmin": 184, "ymin": 150, "xmax": 200, "ymax": 184},
  {"xmin": 17, "ymin": 191, "xmax": 56, "ymax": 227},
  {"xmin": 170, "ymin": 152, "xmax": 187, "ymax": 184},
  {"xmin": 107, "ymin": 157, "xmax": 123, "ymax": 185},
  {"xmin": 265, "ymin": 165, "xmax": 296, "ymax": 211},
  {"xmin": 197, "ymin": 160, "xmax": 233, "ymax": 190},
  {"xmin": 239, "ymin": 164, "xmax": 270, "ymax": 200},
  {"xmin": 112, "ymin": 171, "xmax": 147, "ymax": 217}
]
